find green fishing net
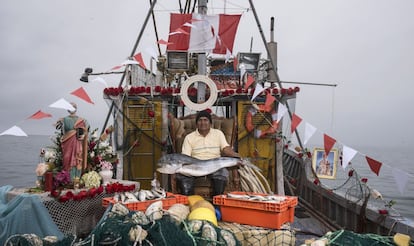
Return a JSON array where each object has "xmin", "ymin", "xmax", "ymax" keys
[{"xmin": 325, "ymin": 229, "xmax": 396, "ymax": 246}]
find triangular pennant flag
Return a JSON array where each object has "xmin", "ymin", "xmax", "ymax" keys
[
  {"xmin": 244, "ymin": 74, "xmax": 255, "ymax": 90},
  {"xmin": 145, "ymin": 46, "xmax": 159, "ymax": 62},
  {"xmin": 122, "ymin": 60, "xmax": 139, "ymax": 65},
  {"xmin": 276, "ymin": 103, "xmax": 287, "ymax": 123},
  {"xmin": 225, "ymin": 48, "xmax": 231, "ymax": 63},
  {"xmin": 251, "ymin": 83, "xmax": 265, "ymax": 101},
  {"xmin": 290, "ymin": 113, "xmax": 302, "ymax": 133},
  {"xmin": 158, "ymin": 39, "xmax": 173, "ymax": 45},
  {"xmin": 71, "ymin": 87, "xmax": 94, "ymax": 104},
  {"xmin": 342, "ymin": 145, "xmax": 357, "ymax": 170},
  {"xmin": 0, "ymin": 125, "xmax": 28, "ymax": 137},
  {"xmin": 365, "ymin": 156, "xmax": 382, "ymax": 176},
  {"xmin": 28, "ymin": 110, "xmax": 52, "ymax": 120},
  {"xmin": 133, "ymin": 53, "xmax": 147, "ymax": 70},
  {"xmin": 304, "ymin": 122, "xmax": 316, "ymax": 145},
  {"xmin": 264, "ymin": 93, "xmax": 276, "ymax": 112},
  {"xmin": 49, "ymin": 98, "xmax": 75, "ymax": 111},
  {"xmin": 239, "ymin": 64, "xmax": 246, "ymax": 81},
  {"xmin": 110, "ymin": 65, "xmax": 123, "ymax": 71},
  {"xmin": 392, "ymin": 168, "xmax": 409, "ymax": 194},
  {"xmin": 323, "ymin": 134, "xmax": 336, "ymax": 156},
  {"xmin": 91, "ymin": 77, "xmax": 108, "ymax": 88}
]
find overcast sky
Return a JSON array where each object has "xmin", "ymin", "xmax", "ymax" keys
[{"xmin": 1, "ymin": 0, "xmax": 413, "ymax": 149}]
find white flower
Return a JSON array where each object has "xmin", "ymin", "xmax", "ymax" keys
[
  {"xmin": 44, "ymin": 149, "xmax": 56, "ymax": 162},
  {"xmin": 81, "ymin": 171, "xmax": 102, "ymax": 188},
  {"xmin": 106, "ymin": 146, "xmax": 113, "ymax": 154}
]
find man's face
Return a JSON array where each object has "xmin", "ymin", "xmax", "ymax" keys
[{"xmin": 197, "ymin": 117, "xmax": 211, "ymax": 131}]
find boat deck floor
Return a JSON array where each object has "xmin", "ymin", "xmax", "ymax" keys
[{"xmin": 292, "ymin": 205, "xmax": 331, "ymax": 245}]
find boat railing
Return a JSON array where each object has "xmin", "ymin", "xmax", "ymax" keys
[{"xmin": 283, "ymin": 148, "xmax": 414, "ymax": 238}]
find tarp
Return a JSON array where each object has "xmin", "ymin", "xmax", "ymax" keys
[{"xmin": 0, "ymin": 185, "xmax": 64, "ymax": 244}]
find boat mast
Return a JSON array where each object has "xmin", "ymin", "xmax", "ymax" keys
[{"xmin": 197, "ymin": 0, "xmax": 208, "ymax": 104}]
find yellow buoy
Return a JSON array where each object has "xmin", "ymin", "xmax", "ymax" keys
[
  {"xmin": 188, "ymin": 195, "xmax": 205, "ymax": 207},
  {"xmin": 188, "ymin": 207, "xmax": 217, "ymax": 226},
  {"xmin": 394, "ymin": 233, "xmax": 411, "ymax": 246},
  {"xmin": 191, "ymin": 199, "xmax": 215, "ymax": 213}
]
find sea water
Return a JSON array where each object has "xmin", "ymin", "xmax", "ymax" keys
[{"xmin": 0, "ymin": 135, "xmax": 413, "ymax": 221}]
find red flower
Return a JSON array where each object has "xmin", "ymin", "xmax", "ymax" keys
[
  {"xmin": 59, "ymin": 195, "xmax": 70, "ymax": 203},
  {"xmin": 298, "ymin": 153, "xmax": 303, "ymax": 158},
  {"xmin": 51, "ymin": 190, "xmax": 60, "ymax": 198},
  {"xmin": 361, "ymin": 178, "xmax": 368, "ymax": 183},
  {"xmin": 97, "ymin": 185, "xmax": 104, "ymax": 194},
  {"xmin": 293, "ymin": 86, "xmax": 300, "ymax": 92},
  {"xmin": 65, "ymin": 191, "xmax": 74, "ymax": 199},
  {"xmin": 313, "ymin": 178, "xmax": 320, "ymax": 185},
  {"xmin": 154, "ymin": 86, "xmax": 161, "ymax": 92},
  {"xmin": 88, "ymin": 188, "xmax": 97, "ymax": 198},
  {"xmin": 306, "ymin": 152, "xmax": 312, "ymax": 158},
  {"xmin": 378, "ymin": 209, "xmax": 388, "ymax": 215},
  {"xmin": 348, "ymin": 170, "xmax": 354, "ymax": 177},
  {"xmin": 272, "ymin": 88, "xmax": 279, "ymax": 94},
  {"xmin": 148, "ymin": 110, "xmax": 155, "ymax": 118},
  {"xmin": 145, "ymin": 87, "xmax": 151, "ymax": 93}
]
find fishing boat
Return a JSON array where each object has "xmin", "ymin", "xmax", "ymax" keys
[{"xmin": 2, "ymin": 0, "xmax": 413, "ymax": 245}]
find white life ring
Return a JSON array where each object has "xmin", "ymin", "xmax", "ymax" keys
[{"xmin": 180, "ymin": 75, "xmax": 218, "ymax": 111}]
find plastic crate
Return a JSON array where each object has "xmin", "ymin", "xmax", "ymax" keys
[
  {"xmin": 102, "ymin": 192, "xmax": 188, "ymax": 211},
  {"xmin": 213, "ymin": 192, "xmax": 298, "ymax": 229}
]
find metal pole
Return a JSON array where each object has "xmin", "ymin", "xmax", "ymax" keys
[{"xmin": 100, "ymin": 0, "xmax": 158, "ymax": 135}]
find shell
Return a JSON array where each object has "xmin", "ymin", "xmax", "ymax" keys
[
  {"xmin": 201, "ymin": 222, "xmax": 217, "ymax": 245},
  {"xmin": 128, "ymin": 225, "xmax": 148, "ymax": 243},
  {"xmin": 187, "ymin": 220, "xmax": 203, "ymax": 234},
  {"xmin": 167, "ymin": 203, "xmax": 190, "ymax": 224},
  {"xmin": 130, "ymin": 211, "xmax": 150, "ymax": 225},
  {"xmin": 145, "ymin": 200, "xmax": 163, "ymax": 221},
  {"xmin": 219, "ymin": 229, "xmax": 237, "ymax": 246}
]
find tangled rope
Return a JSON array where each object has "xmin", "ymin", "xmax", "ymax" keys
[{"xmin": 238, "ymin": 163, "xmax": 272, "ymax": 194}]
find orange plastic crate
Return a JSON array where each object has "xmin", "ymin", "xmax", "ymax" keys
[
  {"xmin": 102, "ymin": 192, "xmax": 188, "ymax": 211},
  {"xmin": 213, "ymin": 192, "xmax": 298, "ymax": 229}
]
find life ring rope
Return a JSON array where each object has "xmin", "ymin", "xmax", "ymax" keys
[{"xmin": 180, "ymin": 75, "xmax": 218, "ymax": 111}]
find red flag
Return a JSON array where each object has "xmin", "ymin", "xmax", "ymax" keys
[
  {"xmin": 365, "ymin": 156, "xmax": 382, "ymax": 176},
  {"xmin": 71, "ymin": 87, "xmax": 94, "ymax": 104},
  {"xmin": 167, "ymin": 13, "xmax": 241, "ymax": 54},
  {"xmin": 133, "ymin": 53, "xmax": 147, "ymax": 70},
  {"xmin": 244, "ymin": 74, "xmax": 255, "ymax": 90},
  {"xmin": 290, "ymin": 113, "xmax": 302, "ymax": 133},
  {"xmin": 158, "ymin": 39, "xmax": 173, "ymax": 45},
  {"xmin": 323, "ymin": 134, "xmax": 336, "ymax": 156},
  {"xmin": 28, "ymin": 110, "xmax": 52, "ymax": 120},
  {"xmin": 264, "ymin": 93, "xmax": 276, "ymax": 112}
]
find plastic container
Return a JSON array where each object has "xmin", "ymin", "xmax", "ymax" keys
[
  {"xmin": 102, "ymin": 192, "xmax": 188, "ymax": 211},
  {"xmin": 213, "ymin": 192, "xmax": 298, "ymax": 229}
]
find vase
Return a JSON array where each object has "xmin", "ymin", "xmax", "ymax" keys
[{"xmin": 99, "ymin": 169, "xmax": 113, "ymax": 185}]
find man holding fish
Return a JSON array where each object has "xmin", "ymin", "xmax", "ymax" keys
[{"xmin": 174, "ymin": 110, "xmax": 240, "ymax": 196}]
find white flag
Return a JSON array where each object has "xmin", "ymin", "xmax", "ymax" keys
[
  {"xmin": 303, "ymin": 122, "xmax": 316, "ymax": 145},
  {"xmin": 49, "ymin": 98, "xmax": 75, "ymax": 111},
  {"xmin": 392, "ymin": 168, "xmax": 409, "ymax": 195},
  {"xmin": 342, "ymin": 145, "xmax": 357, "ymax": 170},
  {"xmin": 0, "ymin": 125, "xmax": 28, "ymax": 137},
  {"xmin": 251, "ymin": 83, "xmax": 265, "ymax": 101},
  {"xmin": 276, "ymin": 103, "xmax": 287, "ymax": 123},
  {"xmin": 92, "ymin": 77, "xmax": 108, "ymax": 88}
]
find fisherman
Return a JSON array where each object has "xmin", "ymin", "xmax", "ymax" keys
[{"xmin": 178, "ymin": 110, "xmax": 241, "ymax": 196}]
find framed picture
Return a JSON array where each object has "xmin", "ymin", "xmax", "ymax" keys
[{"xmin": 312, "ymin": 148, "xmax": 338, "ymax": 179}]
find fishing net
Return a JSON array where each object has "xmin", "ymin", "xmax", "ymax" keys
[
  {"xmin": 325, "ymin": 229, "xmax": 396, "ymax": 246},
  {"xmin": 219, "ymin": 222, "xmax": 295, "ymax": 246}
]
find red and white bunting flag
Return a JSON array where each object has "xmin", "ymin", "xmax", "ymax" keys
[
  {"xmin": 49, "ymin": 98, "xmax": 75, "ymax": 111},
  {"xmin": 290, "ymin": 113, "xmax": 302, "ymax": 133},
  {"xmin": 323, "ymin": 134, "xmax": 336, "ymax": 156},
  {"xmin": 276, "ymin": 103, "xmax": 287, "ymax": 123},
  {"xmin": 264, "ymin": 93, "xmax": 276, "ymax": 111},
  {"xmin": 71, "ymin": 87, "xmax": 94, "ymax": 104},
  {"xmin": 0, "ymin": 125, "xmax": 28, "ymax": 137},
  {"xmin": 342, "ymin": 145, "xmax": 357, "ymax": 170},
  {"xmin": 167, "ymin": 13, "xmax": 241, "ymax": 54},
  {"xmin": 133, "ymin": 53, "xmax": 147, "ymax": 70},
  {"xmin": 251, "ymin": 83, "xmax": 265, "ymax": 101},
  {"xmin": 392, "ymin": 168, "xmax": 409, "ymax": 194},
  {"xmin": 28, "ymin": 110, "xmax": 52, "ymax": 120},
  {"xmin": 303, "ymin": 122, "xmax": 316, "ymax": 145},
  {"xmin": 158, "ymin": 39, "xmax": 173, "ymax": 45},
  {"xmin": 244, "ymin": 74, "xmax": 255, "ymax": 90},
  {"xmin": 365, "ymin": 156, "xmax": 382, "ymax": 176}
]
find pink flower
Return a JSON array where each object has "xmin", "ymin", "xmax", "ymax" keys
[{"xmin": 100, "ymin": 161, "xmax": 113, "ymax": 170}]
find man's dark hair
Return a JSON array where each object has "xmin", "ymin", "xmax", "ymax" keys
[{"xmin": 196, "ymin": 110, "xmax": 212, "ymax": 123}]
